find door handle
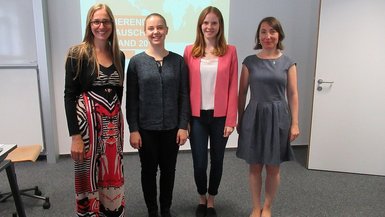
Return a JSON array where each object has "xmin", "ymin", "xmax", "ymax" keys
[
  {"xmin": 318, "ymin": 79, "xmax": 334, "ymax": 84},
  {"xmin": 317, "ymin": 79, "xmax": 334, "ymax": 91}
]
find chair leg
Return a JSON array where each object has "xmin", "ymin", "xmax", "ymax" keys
[
  {"xmin": 0, "ymin": 186, "xmax": 50, "ymax": 209},
  {"xmin": 0, "ymin": 191, "xmax": 12, "ymax": 202},
  {"xmin": 20, "ymin": 186, "xmax": 41, "ymax": 195}
]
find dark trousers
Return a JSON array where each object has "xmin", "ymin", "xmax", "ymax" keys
[
  {"xmin": 190, "ymin": 110, "xmax": 228, "ymax": 196},
  {"xmin": 138, "ymin": 128, "xmax": 179, "ymax": 215}
]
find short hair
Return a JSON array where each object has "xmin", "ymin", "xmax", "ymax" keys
[{"xmin": 254, "ymin": 16, "xmax": 285, "ymax": 50}]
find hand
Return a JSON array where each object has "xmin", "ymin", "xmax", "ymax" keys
[
  {"xmin": 176, "ymin": 129, "xmax": 188, "ymax": 146},
  {"xmin": 130, "ymin": 131, "xmax": 142, "ymax": 149},
  {"xmin": 71, "ymin": 135, "xmax": 84, "ymax": 162},
  {"xmin": 236, "ymin": 123, "xmax": 241, "ymax": 134},
  {"xmin": 223, "ymin": 126, "xmax": 234, "ymax": 137},
  {"xmin": 289, "ymin": 124, "xmax": 300, "ymax": 142}
]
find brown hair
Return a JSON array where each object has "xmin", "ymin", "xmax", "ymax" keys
[
  {"xmin": 192, "ymin": 6, "xmax": 227, "ymax": 58},
  {"xmin": 144, "ymin": 13, "xmax": 168, "ymax": 30},
  {"xmin": 254, "ymin": 16, "xmax": 285, "ymax": 50}
]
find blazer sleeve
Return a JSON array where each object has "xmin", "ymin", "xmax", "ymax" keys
[
  {"xmin": 64, "ymin": 56, "xmax": 81, "ymax": 136},
  {"xmin": 225, "ymin": 46, "xmax": 239, "ymax": 127},
  {"xmin": 178, "ymin": 57, "xmax": 191, "ymax": 129},
  {"xmin": 125, "ymin": 57, "xmax": 140, "ymax": 132}
]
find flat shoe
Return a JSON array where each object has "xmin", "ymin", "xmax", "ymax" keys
[
  {"xmin": 206, "ymin": 207, "xmax": 217, "ymax": 217},
  {"xmin": 195, "ymin": 204, "xmax": 207, "ymax": 217}
]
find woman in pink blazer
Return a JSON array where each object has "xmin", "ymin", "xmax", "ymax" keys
[{"xmin": 183, "ymin": 6, "xmax": 238, "ymax": 217}]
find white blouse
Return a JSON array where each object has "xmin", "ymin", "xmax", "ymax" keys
[{"xmin": 200, "ymin": 57, "xmax": 218, "ymax": 110}]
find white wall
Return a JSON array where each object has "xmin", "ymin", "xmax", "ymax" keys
[
  {"xmin": 47, "ymin": 0, "xmax": 319, "ymax": 154},
  {"xmin": 0, "ymin": 68, "xmax": 43, "ymax": 146},
  {"xmin": 48, "ymin": 0, "xmax": 82, "ymax": 154},
  {"xmin": 0, "ymin": 0, "xmax": 36, "ymax": 64},
  {"xmin": 0, "ymin": 0, "xmax": 43, "ymax": 146},
  {"xmin": 1, "ymin": 0, "xmax": 59, "ymax": 163}
]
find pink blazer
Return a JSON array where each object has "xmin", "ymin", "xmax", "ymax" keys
[{"xmin": 183, "ymin": 45, "xmax": 238, "ymax": 127}]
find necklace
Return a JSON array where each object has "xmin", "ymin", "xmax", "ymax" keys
[{"xmin": 258, "ymin": 50, "xmax": 281, "ymax": 65}]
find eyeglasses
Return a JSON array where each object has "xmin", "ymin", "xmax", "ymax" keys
[{"xmin": 90, "ymin": 19, "xmax": 113, "ymax": 27}]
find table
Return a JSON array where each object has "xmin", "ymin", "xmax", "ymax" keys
[{"xmin": 0, "ymin": 144, "xmax": 26, "ymax": 217}]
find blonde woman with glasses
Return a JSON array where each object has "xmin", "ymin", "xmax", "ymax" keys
[{"xmin": 64, "ymin": 3, "xmax": 125, "ymax": 216}]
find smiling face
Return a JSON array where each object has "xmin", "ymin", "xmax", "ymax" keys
[
  {"xmin": 201, "ymin": 12, "xmax": 220, "ymax": 41},
  {"xmin": 144, "ymin": 15, "xmax": 168, "ymax": 46},
  {"xmin": 254, "ymin": 17, "xmax": 285, "ymax": 50},
  {"xmin": 90, "ymin": 8, "xmax": 113, "ymax": 42},
  {"xmin": 258, "ymin": 21, "xmax": 279, "ymax": 50}
]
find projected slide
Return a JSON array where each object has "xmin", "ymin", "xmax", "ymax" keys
[{"xmin": 81, "ymin": 0, "xmax": 230, "ymax": 59}]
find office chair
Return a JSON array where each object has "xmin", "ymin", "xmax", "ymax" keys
[{"xmin": 0, "ymin": 144, "xmax": 50, "ymax": 209}]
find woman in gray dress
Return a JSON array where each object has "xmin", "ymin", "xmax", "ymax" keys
[{"xmin": 237, "ymin": 17, "xmax": 299, "ymax": 217}]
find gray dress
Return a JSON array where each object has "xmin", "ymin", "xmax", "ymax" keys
[{"xmin": 236, "ymin": 54, "xmax": 295, "ymax": 165}]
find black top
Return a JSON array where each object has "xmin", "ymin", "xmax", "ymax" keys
[
  {"xmin": 126, "ymin": 51, "xmax": 190, "ymax": 131},
  {"xmin": 64, "ymin": 50, "xmax": 125, "ymax": 136}
]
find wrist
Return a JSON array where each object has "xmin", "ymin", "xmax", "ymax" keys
[{"xmin": 71, "ymin": 134, "xmax": 82, "ymax": 141}]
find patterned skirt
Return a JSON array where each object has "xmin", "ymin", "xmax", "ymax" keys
[{"xmin": 74, "ymin": 90, "xmax": 125, "ymax": 217}]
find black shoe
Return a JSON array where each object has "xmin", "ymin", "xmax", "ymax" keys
[
  {"xmin": 149, "ymin": 211, "xmax": 159, "ymax": 217},
  {"xmin": 195, "ymin": 204, "xmax": 207, "ymax": 217},
  {"xmin": 161, "ymin": 212, "xmax": 173, "ymax": 217},
  {"xmin": 161, "ymin": 210, "xmax": 175, "ymax": 217},
  {"xmin": 206, "ymin": 207, "xmax": 217, "ymax": 217}
]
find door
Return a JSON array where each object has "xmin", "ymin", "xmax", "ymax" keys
[{"xmin": 308, "ymin": 0, "xmax": 385, "ymax": 175}]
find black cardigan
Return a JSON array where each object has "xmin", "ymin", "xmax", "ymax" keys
[
  {"xmin": 126, "ymin": 51, "xmax": 190, "ymax": 132},
  {"xmin": 64, "ymin": 51, "xmax": 125, "ymax": 136}
]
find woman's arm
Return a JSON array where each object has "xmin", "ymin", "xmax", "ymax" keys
[
  {"xmin": 225, "ymin": 46, "xmax": 239, "ymax": 128},
  {"xmin": 125, "ymin": 58, "xmax": 143, "ymax": 149},
  {"xmin": 64, "ymin": 54, "xmax": 85, "ymax": 161},
  {"xmin": 178, "ymin": 58, "xmax": 191, "ymax": 130},
  {"xmin": 125, "ymin": 58, "xmax": 140, "ymax": 132},
  {"xmin": 64, "ymin": 56, "xmax": 81, "ymax": 136},
  {"xmin": 287, "ymin": 64, "xmax": 300, "ymax": 141},
  {"xmin": 223, "ymin": 46, "xmax": 239, "ymax": 137},
  {"xmin": 237, "ymin": 64, "xmax": 250, "ymax": 133}
]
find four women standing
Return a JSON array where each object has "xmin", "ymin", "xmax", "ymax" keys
[
  {"xmin": 183, "ymin": 6, "xmax": 238, "ymax": 217},
  {"xmin": 65, "ymin": 3, "xmax": 299, "ymax": 217}
]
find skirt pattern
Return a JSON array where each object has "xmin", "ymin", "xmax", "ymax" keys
[{"xmin": 74, "ymin": 90, "xmax": 125, "ymax": 217}]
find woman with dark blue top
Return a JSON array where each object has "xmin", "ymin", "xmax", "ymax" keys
[{"xmin": 126, "ymin": 13, "xmax": 190, "ymax": 217}]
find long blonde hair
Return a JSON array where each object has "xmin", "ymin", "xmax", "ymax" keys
[
  {"xmin": 66, "ymin": 3, "xmax": 124, "ymax": 85},
  {"xmin": 192, "ymin": 6, "xmax": 227, "ymax": 58}
]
